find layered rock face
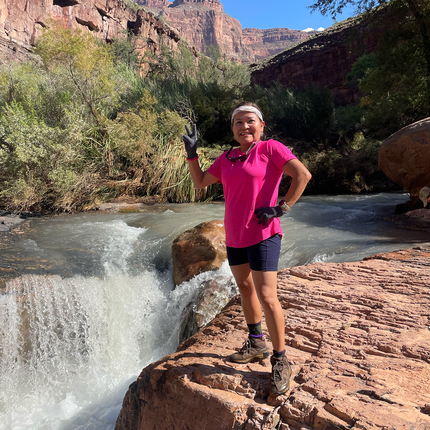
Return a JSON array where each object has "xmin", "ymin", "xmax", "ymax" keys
[
  {"xmin": 0, "ymin": 0, "xmax": 181, "ymax": 61},
  {"xmin": 250, "ymin": 8, "xmax": 393, "ymax": 105},
  {"xmin": 379, "ymin": 117, "xmax": 430, "ymax": 201},
  {"xmin": 139, "ymin": 0, "xmax": 253, "ymax": 62},
  {"xmin": 243, "ymin": 28, "xmax": 316, "ymax": 61},
  {"xmin": 116, "ymin": 246, "xmax": 430, "ymax": 429},
  {"xmin": 138, "ymin": 0, "xmax": 315, "ymax": 62},
  {"xmin": 171, "ymin": 0, "xmax": 223, "ymax": 11}
]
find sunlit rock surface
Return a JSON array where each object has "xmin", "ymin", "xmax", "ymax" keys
[
  {"xmin": 242, "ymin": 28, "xmax": 316, "ymax": 61},
  {"xmin": 179, "ymin": 277, "xmax": 236, "ymax": 343},
  {"xmin": 379, "ymin": 117, "xmax": 430, "ymax": 201},
  {"xmin": 138, "ymin": 0, "xmax": 315, "ymax": 63},
  {"xmin": 116, "ymin": 246, "xmax": 430, "ymax": 430},
  {"xmin": 0, "ymin": 0, "xmax": 181, "ymax": 61},
  {"xmin": 172, "ymin": 219, "xmax": 227, "ymax": 286}
]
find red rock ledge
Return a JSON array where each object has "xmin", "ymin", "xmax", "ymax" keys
[{"xmin": 115, "ymin": 246, "xmax": 430, "ymax": 430}]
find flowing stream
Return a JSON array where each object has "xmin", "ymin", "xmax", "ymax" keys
[{"xmin": 0, "ymin": 193, "xmax": 429, "ymax": 430}]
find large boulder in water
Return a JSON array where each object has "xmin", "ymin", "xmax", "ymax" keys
[
  {"xmin": 379, "ymin": 117, "xmax": 430, "ymax": 202},
  {"xmin": 172, "ymin": 220, "xmax": 227, "ymax": 286}
]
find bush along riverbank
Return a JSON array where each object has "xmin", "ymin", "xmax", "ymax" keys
[{"xmin": 0, "ymin": 22, "xmax": 410, "ymax": 214}]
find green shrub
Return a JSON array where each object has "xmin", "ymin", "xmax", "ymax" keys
[{"xmin": 0, "ymin": 102, "xmax": 80, "ymax": 211}]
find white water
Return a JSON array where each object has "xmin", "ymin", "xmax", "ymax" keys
[{"xmin": 0, "ymin": 194, "xmax": 429, "ymax": 430}]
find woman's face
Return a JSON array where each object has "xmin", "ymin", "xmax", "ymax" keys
[{"xmin": 231, "ymin": 111, "xmax": 265, "ymax": 147}]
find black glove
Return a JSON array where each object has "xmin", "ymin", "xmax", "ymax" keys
[
  {"xmin": 254, "ymin": 206, "xmax": 284, "ymax": 226},
  {"xmin": 183, "ymin": 124, "xmax": 198, "ymax": 159}
]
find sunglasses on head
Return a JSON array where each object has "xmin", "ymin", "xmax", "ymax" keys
[{"xmin": 225, "ymin": 142, "xmax": 256, "ymax": 162}]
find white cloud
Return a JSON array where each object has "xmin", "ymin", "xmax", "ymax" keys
[{"xmin": 302, "ymin": 27, "xmax": 325, "ymax": 32}]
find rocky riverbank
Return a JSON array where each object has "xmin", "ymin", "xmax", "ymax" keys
[{"xmin": 115, "ymin": 246, "xmax": 430, "ymax": 430}]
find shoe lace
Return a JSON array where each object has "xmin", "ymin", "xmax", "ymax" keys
[
  {"xmin": 272, "ymin": 360, "xmax": 284, "ymax": 384},
  {"xmin": 239, "ymin": 338, "xmax": 252, "ymax": 354}
]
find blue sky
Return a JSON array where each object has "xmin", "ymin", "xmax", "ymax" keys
[{"xmin": 217, "ymin": 0, "xmax": 356, "ymax": 32}]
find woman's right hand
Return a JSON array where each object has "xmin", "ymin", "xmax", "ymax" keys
[{"xmin": 183, "ymin": 124, "xmax": 198, "ymax": 159}]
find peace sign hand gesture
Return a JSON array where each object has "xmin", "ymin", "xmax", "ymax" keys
[{"xmin": 183, "ymin": 124, "xmax": 198, "ymax": 159}]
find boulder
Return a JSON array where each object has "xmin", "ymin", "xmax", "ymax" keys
[
  {"xmin": 385, "ymin": 208, "xmax": 430, "ymax": 231},
  {"xmin": 179, "ymin": 277, "xmax": 237, "ymax": 343},
  {"xmin": 379, "ymin": 117, "xmax": 430, "ymax": 200},
  {"xmin": 116, "ymin": 246, "xmax": 430, "ymax": 430},
  {"xmin": 172, "ymin": 219, "xmax": 227, "ymax": 286}
]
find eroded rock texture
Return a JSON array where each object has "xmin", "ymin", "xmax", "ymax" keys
[
  {"xmin": 0, "ymin": 0, "xmax": 181, "ymax": 61},
  {"xmin": 116, "ymin": 246, "xmax": 430, "ymax": 430},
  {"xmin": 139, "ymin": 0, "xmax": 253, "ymax": 62}
]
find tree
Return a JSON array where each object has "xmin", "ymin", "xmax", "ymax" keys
[{"xmin": 35, "ymin": 20, "xmax": 120, "ymax": 123}]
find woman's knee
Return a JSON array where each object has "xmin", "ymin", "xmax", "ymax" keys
[
  {"xmin": 256, "ymin": 287, "xmax": 280, "ymax": 310},
  {"xmin": 237, "ymin": 280, "xmax": 256, "ymax": 297}
]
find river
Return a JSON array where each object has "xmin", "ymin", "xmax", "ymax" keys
[{"xmin": 0, "ymin": 193, "xmax": 429, "ymax": 430}]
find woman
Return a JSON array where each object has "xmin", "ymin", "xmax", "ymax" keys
[{"xmin": 183, "ymin": 102, "xmax": 312, "ymax": 396}]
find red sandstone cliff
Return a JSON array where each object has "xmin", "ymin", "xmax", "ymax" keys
[
  {"xmin": 138, "ymin": 0, "xmax": 315, "ymax": 62},
  {"xmin": 0, "ymin": 0, "xmax": 181, "ymax": 62},
  {"xmin": 250, "ymin": 8, "xmax": 394, "ymax": 105},
  {"xmin": 138, "ymin": 0, "xmax": 253, "ymax": 62},
  {"xmin": 115, "ymin": 246, "xmax": 430, "ymax": 429},
  {"xmin": 243, "ymin": 28, "xmax": 317, "ymax": 61}
]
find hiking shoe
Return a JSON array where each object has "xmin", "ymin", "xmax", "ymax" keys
[
  {"xmin": 269, "ymin": 354, "xmax": 292, "ymax": 396},
  {"xmin": 228, "ymin": 336, "xmax": 269, "ymax": 364}
]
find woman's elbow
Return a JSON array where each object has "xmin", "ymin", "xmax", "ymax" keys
[{"xmin": 298, "ymin": 168, "xmax": 312, "ymax": 185}]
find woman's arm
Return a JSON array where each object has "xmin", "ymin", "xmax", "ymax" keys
[
  {"xmin": 187, "ymin": 159, "xmax": 219, "ymax": 189},
  {"xmin": 183, "ymin": 124, "xmax": 219, "ymax": 189},
  {"xmin": 280, "ymin": 159, "xmax": 312, "ymax": 207}
]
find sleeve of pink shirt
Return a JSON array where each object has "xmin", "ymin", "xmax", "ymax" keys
[
  {"xmin": 266, "ymin": 139, "xmax": 297, "ymax": 169},
  {"xmin": 206, "ymin": 151, "xmax": 225, "ymax": 180}
]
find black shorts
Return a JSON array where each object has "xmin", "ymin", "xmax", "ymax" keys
[{"xmin": 226, "ymin": 234, "xmax": 281, "ymax": 272}]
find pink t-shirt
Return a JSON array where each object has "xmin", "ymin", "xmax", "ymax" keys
[{"xmin": 207, "ymin": 139, "xmax": 297, "ymax": 248}]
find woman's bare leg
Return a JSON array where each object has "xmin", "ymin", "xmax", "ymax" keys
[
  {"xmin": 251, "ymin": 270, "xmax": 285, "ymax": 352},
  {"xmin": 230, "ymin": 263, "xmax": 262, "ymax": 324}
]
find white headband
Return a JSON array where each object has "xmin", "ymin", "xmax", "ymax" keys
[{"xmin": 231, "ymin": 106, "xmax": 263, "ymax": 125}]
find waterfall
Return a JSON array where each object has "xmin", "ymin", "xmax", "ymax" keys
[{"xmin": 0, "ymin": 216, "xmax": 235, "ymax": 430}]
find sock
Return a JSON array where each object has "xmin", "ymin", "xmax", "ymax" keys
[
  {"xmin": 273, "ymin": 349, "xmax": 286, "ymax": 358},
  {"xmin": 247, "ymin": 321, "xmax": 263, "ymax": 338}
]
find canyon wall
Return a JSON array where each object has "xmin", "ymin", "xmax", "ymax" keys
[
  {"xmin": 250, "ymin": 8, "xmax": 391, "ymax": 105},
  {"xmin": 138, "ymin": 0, "xmax": 315, "ymax": 62},
  {"xmin": 0, "ymin": 0, "xmax": 181, "ymax": 62},
  {"xmin": 138, "ymin": 0, "xmax": 253, "ymax": 62},
  {"xmin": 243, "ymin": 27, "xmax": 316, "ymax": 61}
]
